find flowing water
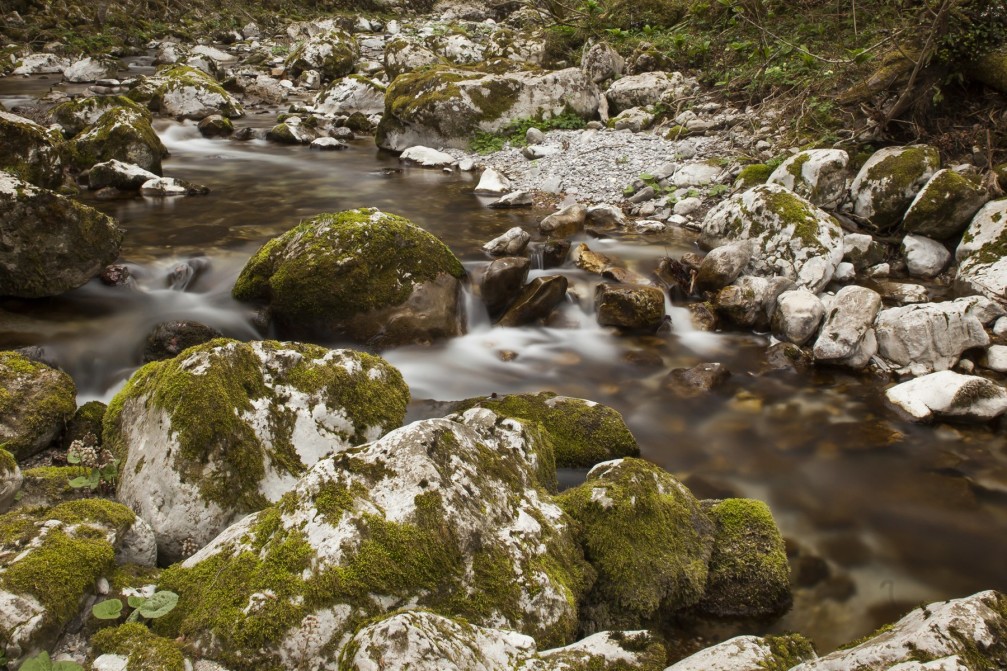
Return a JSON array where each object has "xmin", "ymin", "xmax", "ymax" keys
[{"xmin": 3, "ymin": 71, "xmax": 1007, "ymax": 653}]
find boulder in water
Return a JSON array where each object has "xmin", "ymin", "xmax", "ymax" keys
[{"xmin": 0, "ymin": 111, "xmax": 64, "ymax": 189}]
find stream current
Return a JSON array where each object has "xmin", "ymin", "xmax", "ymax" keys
[{"xmin": 2, "ymin": 67, "xmax": 1007, "ymax": 653}]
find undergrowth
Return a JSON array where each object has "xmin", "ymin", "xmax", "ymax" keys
[{"xmin": 469, "ymin": 112, "xmax": 587, "ymax": 154}]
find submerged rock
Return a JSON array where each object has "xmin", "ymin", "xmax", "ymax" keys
[
  {"xmin": 701, "ymin": 184, "xmax": 844, "ymax": 292},
  {"xmin": 497, "ymin": 275, "xmax": 569, "ymax": 327},
  {"xmin": 848, "ymin": 144, "xmax": 940, "ymax": 229},
  {"xmin": 154, "ymin": 411, "xmax": 590, "ymax": 667},
  {"xmin": 0, "ymin": 171, "xmax": 123, "ymax": 298},
  {"xmin": 104, "ymin": 339, "xmax": 408, "ymax": 563},
  {"xmin": 0, "ymin": 111, "xmax": 64, "ymax": 189},
  {"xmin": 141, "ymin": 320, "xmax": 224, "ymax": 363},
  {"xmin": 0, "ymin": 352, "xmax": 76, "ymax": 460},
  {"xmin": 88, "ymin": 159, "xmax": 158, "ymax": 191},
  {"xmin": 480, "ymin": 256, "xmax": 530, "ymax": 317},
  {"xmin": 232, "ymin": 208, "xmax": 466, "ymax": 347},
  {"xmin": 595, "ymin": 283, "xmax": 666, "ymax": 331},
  {"xmin": 885, "ymin": 371, "xmax": 1007, "ymax": 422},
  {"xmin": 453, "ymin": 391, "xmax": 639, "ymax": 469},
  {"xmin": 662, "ymin": 362, "xmax": 731, "ymax": 398}
]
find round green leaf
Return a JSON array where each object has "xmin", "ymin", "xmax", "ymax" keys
[
  {"xmin": 127, "ymin": 595, "xmax": 146, "ymax": 609},
  {"xmin": 137, "ymin": 590, "xmax": 178, "ymax": 619},
  {"xmin": 91, "ymin": 598, "xmax": 123, "ymax": 620},
  {"xmin": 20, "ymin": 652, "xmax": 53, "ymax": 671}
]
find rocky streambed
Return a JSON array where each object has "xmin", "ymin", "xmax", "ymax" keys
[{"xmin": 2, "ymin": 2, "xmax": 1007, "ymax": 670}]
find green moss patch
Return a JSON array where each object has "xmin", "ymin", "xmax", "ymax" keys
[
  {"xmin": 92, "ymin": 622, "xmax": 186, "ymax": 671},
  {"xmin": 0, "ymin": 352, "xmax": 77, "ymax": 461}
]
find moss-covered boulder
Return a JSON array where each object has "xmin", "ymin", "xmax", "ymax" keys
[
  {"xmin": 377, "ymin": 65, "xmax": 599, "ymax": 151},
  {"xmin": 790, "ymin": 591, "xmax": 1007, "ymax": 671},
  {"xmin": 49, "ymin": 95, "xmax": 149, "ymax": 138},
  {"xmin": 667, "ymin": 634, "xmax": 815, "ymax": 671},
  {"xmin": 452, "ymin": 391, "xmax": 638, "ymax": 470},
  {"xmin": 0, "ymin": 351, "xmax": 76, "ymax": 460},
  {"xmin": 694, "ymin": 499, "xmax": 791, "ymax": 619},
  {"xmin": 766, "ymin": 148, "xmax": 850, "ymax": 209},
  {"xmin": 965, "ymin": 46, "xmax": 1007, "ymax": 94},
  {"xmin": 341, "ymin": 610, "xmax": 666, "ymax": 671},
  {"xmin": 0, "ymin": 170, "xmax": 123, "ymax": 297},
  {"xmin": 68, "ymin": 106, "xmax": 167, "ymax": 174},
  {"xmin": 15, "ymin": 466, "xmax": 89, "ymax": 509},
  {"xmin": 232, "ymin": 208, "xmax": 467, "ymax": 348},
  {"xmin": 286, "ymin": 29, "xmax": 359, "ymax": 83},
  {"xmin": 91, "ymin": 623, "xmax": 186, "ymax": 671},
  {"xmin": 0, "ymin": 111, "xmax": 64, "ymax": 189},
  {"xmin": 105, "ymin": 339, "xmax": 408, "ymax": 564},
  {"xmin": 0, "ymin": 449, "xmax": 21, "ymax": 513},
  {"xmin": 152, "ymin": 409, "xmax": 591, "ymax": 669},
  {"xmin": 700, "ymin": 184, "xmax": 845, "ymax": 293},
  {"xmin": 313, "ymin": 74, "xmax": 386, "ymax": 116},
  {"xmin": 557, "ymin": 458, "xmax": 715, "ymax": 631},
  {"xmin": 60, "ymin": 399, "xmax": 105, "ymax": 450},
  {"xmin": 145, "ymin": 65, "xmax": 244, "ymax": 120},
  {"xmin": 848, "ymin": 144, "xmax": 940, "ymax": 229},
  {"xmin": 902, "ymin": 168, "xmax": 988, "ymax": 240},
  {"xmin": 0, "ymin": 500, "xmax": 154, "ymax": 668},
  {"xmin": 383, "ymin": 36, "xmax": 440, "ymax": 79},
  {"xmin": 956, "ymin": 199, "xmax": 1007, "ymax": 304}
]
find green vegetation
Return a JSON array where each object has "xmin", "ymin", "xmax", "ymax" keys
[
  {"xmin": 469, "ymin": 112, "xmax": 587, "ymax": 154},
  {"xmin": 92, "ymin": 623, "xmax": 186, "ymax": 671}
]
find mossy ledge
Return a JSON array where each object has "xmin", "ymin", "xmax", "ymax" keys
[{"xmin": 91, "ymin": 622, "xmax": 186, "ymax": 671}]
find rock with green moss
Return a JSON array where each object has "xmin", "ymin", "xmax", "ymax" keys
[
  {"xmin": 767, "ymin": 149, "xmax": 850, "ymax": 209},
  {"xmin": 341, "ymin": 609, "xmax": 666, "ymax": 671},
  {"xmin": 105, "ymin": 338, "xmax": 408, "ymax": 563},
  {"xmin": 605, "ymin": 71, "xmax": 692, "ymax": 115},
  {"xmin": 848, "ymin": 145, "xmax": 940, "ymax": 229},
  {"xmin": 667, "ymin": 633, "xmax": 816, "ymax": 670},
  {"xmin": 232, "ymin": 208, "xmax": 467, "ymax": 347},
  {"xmin": 376, "ymin": 65, "xmax": 599, "ymax": 151},
  {"xmin": 557, "ymin": 458, "xmax": 715, "ymax": 631},
  {"xmin": 15, "ymin": 466, "xmax": 89, "ymax": 508},
  {"xmin": 0, "ymin": 499, "xmax": 154, "ymax": 667},
  {"xmin": 451, "ymin": 391, "xmax": 638, "ymax": 470},
  {"xmin": 0, "ymin": 111, "xmax": 64, "ymax": 189},
  {"xmin": 700, "ymin": 184, "xmax": 845, "ymax": 293},
  {"xmin": 791, "ymin": 591, "xmax": 1007, "ymax": 670},
  {"xmin": 383, "ymin": 37, "xmax": 440, "ymax": 79},
  {"xmin": 694, "ymin": 498, "xmax": 791, "ymax": 619},
  {"xmin": 146, "ymin": 65, "xmax": 244, "ymax": 120},
  {"xmin": 0, "ymin": 171, "xmax": 124, "ymax": 297},
  {"xmin": 0, "ymin": 351, "xmax": 76, "ymax": 460},
  {"xmin": 735, "ymin": 163, "xmax": 772, "ymax": 189},
  {"xmin": 68, "ymin": 107, "xmax": 167, "ymax": 174},
  {"xmin": 92, "ymin": 623, "xmax": 186, "ymax": 671},
  {"xmin": 314, "ymin": 74, "xmax": 386, "ymax": 116},
  {"xmin": 286, "ymin": 29, "xmax": 359, "ymax": 83},
  {"xmin": 965, "ymin": 46, "xmax": 1007, "ymax": 94},
  {"xmin": 61, "ymin": 400, "xmax": 106, "ymax": 450},
  {"xmin": 49, "ymin": 95, "xmax": 149, "ymax": 138},
  {"xmin": 0, "ymin": 448, "xmax": 22, "ymax": 513},
  {"xmin": 902, "ymin": 168, "xmax": 988, "ymax": 240},
  {"xmin": 955, "ymin": 199, "xmax": 1007, "ymax": 304},
  {"xmin": 266, "ymin": 119, "xmax": 319, "ymax": 145},
  {"xmin": 152, "ymin": 409, "xmax": 590, "ymax": 669}
]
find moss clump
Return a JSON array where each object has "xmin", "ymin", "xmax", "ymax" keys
[
  {"xmin": 696, "ymin": 498, "xmax": 791, "ymax": 619},
  {"xmin": 232, "ymin": 208, "xmax": 464, "ymax": 331},
  {"xmin": 902, "ymin": 168, "xmax": 986, "ymax": 240},
  {"xmin": 0, "ymin": 111, "xmax": 64, "ymax": 189},
  {"xmin": 286, "ymin": 29, "xmax": 359, "ymax": 82},
  {"xmin": 92, "ymin": 623, "xmax": 186, "ymax": 671},
  {"xmin": 558, "ymin": 458, "xmax": 714, "ymax": 629},
  {"xmin": 48, "ymin": 498, "xmax": 135, "ymax": 530},
  {"xmin": 0, "ymin": 449, "xmax": 15, "ymax": 474},
  {"xmin": 49, "ymin": 95, "xmax": 149, "ymax": 138},
  {"xmin": 753, "ymin": 187, "xmax": 834, "ymax": 250},
  {"xmin": 455, "ymin": 392, "xmax": 637, "ymax": 470},
  {"xmin": 62, "ymin": 400, "xmax": 106, "ymax": 450},
  {"xmin": 736, "ymin": 163, "xmax": 772, "ymax": 188},
  {"xmin": 68, "ymin": 106, "xmax": 167, "ymax": 174},
  {"xmin": 0, "ymin": 352, "xmax": 77, "ymax": 461},
  {"xmin": 18, "ymin": 466, "xmax": 88, "ymax": 506},
  {"xmin": 103, "ymin": 339, "xmax": 407, "ymax": 512},
  {"xmin": 759, "ymin": 633, "xmax": 816, "ymax": 670}
]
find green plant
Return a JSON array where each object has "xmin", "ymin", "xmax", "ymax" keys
[
  {"xmin": 20, "ymin": 652, "xmax": 83, "ymax": 671},
  {"xmin": 709, "ymin": 183, "xmax": 731, "ymax": 196},
  {"xmin": 66, "ymin": 433, "xmax": 118, "ymax": 493},
  {"xmin": 468, "ymin": 112, "xmax": 588, "ymax": 154},
  {"xmin": 92, "ymin": 591, "xmax": 179, "ymax": 623}
]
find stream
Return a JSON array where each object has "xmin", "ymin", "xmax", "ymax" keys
[{"xmin": 3, "ymin": 68, "xmax": 1007, "ymax": 654}]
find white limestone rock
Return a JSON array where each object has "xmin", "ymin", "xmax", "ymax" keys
[
  {"xmin": 474, "ymin": 167, "xmax": 511, "ymax": 195},
  {"xmin": 956, "ymin": 199, "xmax": 1007, "ymax": 304},
  {"xmin": 666, "ymin": 634, "xmax": 816, "ymax": 671},
  {"xmin": 62, "ymin": 56, "xmax": 118, "ymax": 83},
  {"xmin": 772, "ymin": 288, "xmax": 826, "ymax": 346},
  {"xmin": 767, "ymin": 148, "xmax": 850, "ymax": 209},
  {"xmin": 875, "ymin": 299, "xmax": 990, "ymax": 375},
  {"xmin": 400, "ymin": 146, "xmax": 456, "ymax": 168},
  {"xmin": 89, "ymin": 159, "xmax": 158, "ymax": 191},
  {"xmin": 885, "ymin": 373, "xmax": 1007, "ymax": 422},
  {"xmin": 12, "ymin": 53, "xmax": 69, "ymax": 75},
  {"xmin": 902, "ymin": 234, "xmax": 951, "ymax": 278},
  {"xmin": 813, "ymin": 286, "xmax": 882, "ymax": 368},
  {"xmin": 313, "ymin": 75, "xmax": 385, "ymax": 116},
  {"xmin": 605, "ymin": 71, "xmax": 688, "ymax": 114},
  {"xmin": 483, "ymin": 226, "xmax": 530, "ymax": 256}
]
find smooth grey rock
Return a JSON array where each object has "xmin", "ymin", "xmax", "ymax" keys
[
  {"xmin": 843, "ymin": 233, "xmax": 886, "ymax": 271},
  {"xmin": 673, "ymin": 161, "xmax": 724, "ymax": 187},
  {"xmin": 540, "ymin": 204, "xmax": 587, "ymax": 237},
  {"xmin": 581, "ymin": 42, "xmax": 624, "ymax": 84},
  {"xmin": 313, "ymin": 75, "xmax": 385, "ymax": 116},
  {"xmin": 400, "ymin": 146, "xmax": 455, "ymax": 168},
  {"xmin": 695, "ymin": 242, "xmax": 752, "ymax": 292},
  {"xmin": 481, "ymin": 257, "xmax": 530, "ymax": 317},
  {"xmin": 983, "ymin": 344, "xmax": 1007, "ymax": 373},
  {"xmin": 490, "ymin": 191, "xmax": 533, "ymax": 208},
  {"xmin": 772, "ymin": 288, "xmax": 825, "ymax": 346},
  {"xmin": 812, "ymin": 286, "xmax": 882, "ymax": 368},
  {"xmin": 901, "ymin": 234, "xmax": 950, "ymax": 278},
  {"xmin": 474, "ymin": 167, "xmax": 511, "ymax": 195},
  {"xmin": 587, "ymin": 204, "xmax": 628, "ymax": 228},
  {"xmin": 875, "ymin": 299, "xmax": 990, "ymax": 375},
  {"xmin": 595, "ymin": 283, "xmax": 666, "ymax": 331},
  {"xmin": 483, "ymin": 227, "xmax": 531, "ymax": 257}
]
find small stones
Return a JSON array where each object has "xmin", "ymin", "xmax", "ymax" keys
[
  {"xmin": 662, "ymin": 362, "xmax": 731, "ymax": 398},
  {"xmin": 483, "ymin": 227, "xmax": 530, "ymax": 256},
  {"xmin": 310, "ymin": 137, "xmax": 348, "ymax": 150}
]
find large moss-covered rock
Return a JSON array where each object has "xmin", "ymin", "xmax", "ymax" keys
[
  {"xmin": 0, "ymin": 500, "xmax": 153, "ymax": 668},
  {"xmin": 0, "ymin": 352, "xmax": 76, "ymax": 461},
  {"xmin": 558, "ymin": 458, "xmax": 715, "ymax": 632},
  {"xmin": 955, "ymin": 199, "xmax": 1007, "ymax": 304},
  {"xmin": 0, "ymin": 171, "xmax": 123, "ymax": 297},
  {"xmin": 668, "ymin": 634, "xmax": 815, "ymax": 671},
  {"xmin": 700, "ymin": 184, "xmax": 845, "ymax": 293},
  {"xmin": 377, "ymin": 65, "xmax": 599, "ymax": 151},
  {"xmin": 104, "ymin": 339, "xmax": 408, "ymax": 564},
  {"xmin": 965, "ymin": 46, "xmax": 1007, "ymax": 94},
  {"xmin": 313, "ymin": 74, "xmax": 386, "ymax": 116},
  {"xmin": 901, "ymin": 168, "xmax": 988, "ymax": 240},
  {"xmin": 152, "ymin": 409, "xmax": 591, "ymax": 669},
  {"xmin": 383, "ymin": 36, "xmax": 440, "ymax": 79},
  {"xmin": 452, "ymin": 391, "xmax": 638, "ymax": 470},
  {"xmin": 68, "ymin": 106, "xmax": 167, "ymax": 174},
  {"xmin": 848, "ymin": 144, "xmax": 940, "ymax": 229},
  {"xmin": 91, "ymin": 623, "xmax": 186, "ymax": 671},
  {"xmin": 145, "ymin": 65, "xmax": 244, "ymax": 120},
  {"xmin": 766, "ymin": 148, "xmax": 849, "ymax": 209},
  {"xmin": 695, "ymin": 499, "xmax": 791, "ymax": 619},
  {"xmin": 49, "ymin": 95, "xmax": 149, "ymax": 138},
  {"xmin": 341, "ymin": 610, "xmax": 665, "ymax": 671},
  {"xmin": 791, "ymin": 591, "xmax": 1007, "ymax": 671},
  {"xmin": 0, "ymin": 111, "xmax": 63, "ymax": 189},
  {"xmin": 286, "ymin": 29, "xmax": 359, "ymax": 83},
  {"xmin": 232, "ymin": 208, "xmax": 467, "ymax": 348}
]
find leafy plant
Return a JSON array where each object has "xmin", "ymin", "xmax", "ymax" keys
[
  {"xmin": 91, "ymin": 591, "xmax": 179, "ymax": 624},
  {"xmin": 20, "ymin": 652, "xmax": 83, "ymax": 671},
  {"xmin": 92, "ymin": 598, "xmax": 124, "ymax": 620},
  {"xmin": 66, "ymin": 433, "xmax": 118, "ymax": 493}
]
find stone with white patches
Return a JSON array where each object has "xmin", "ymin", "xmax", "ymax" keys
[
  {"xmin": 89, "ymin": 159, "xmax": 159, "ymax": 191},
  {"xmin": 145, "ymin": 65, "xmax": 244, "ymax": 120},
  {"xmin": 956, "ymin": 199, "xmax": 1007, "ymax": 305},
  {"xmin": 875, "ymin": 299, "xmax": 990, "ymax": 375},
  {"xmin": 70, "ymin": 106, "xmax": 167, "ymax": 174},
  {"xmin": 848, "ymin": 145, "xmax": 940, "ymax": 229},
  {"xmin": 665, "ymin": 634, "xmax": 816, "ymax": 670},
  {"xmin": 772, "ymin": 288, "xmax": 825, "ymax": 346},
  {"xmin": 483, "ymin": 227, "xmax": 530, "ymax": 256},
  {"xmin": 902, "ymin": 168, "xmax": 988, "ymax": 240},
  {"xmin": 474, "ymin": 167, "xmax": 511, "ymax": 195},
  {"xmin": 768, "ymin": 148, "xmax": 849, "ymax": 209},
  {"xmin": 885, "ymin": 372, "xmax": 1007, "ymax": 422},
  {"xmin": 313, "ymin": 75, "xmax": 385, "ymax": 116},
  {"xmin": 62, "ymin": 56, "xmax": 118, "ymax": 83},
  {"xmin": 812, "ymin": 286, "xmax": 882, "ymax": 369},
  {"xmin": 400, "ymin": 146, "xmax": 456, "ymax": 168},
  {"xmin": 12, "ymin": 53, "xmax": 68, "ymax": 75},
  {"xmin": 672, "ymin": 161, "xmax": 724, "ymax": 187},
  {"xmin": 107, "ymin": 339, "xmax": 408, "ymax": 564},
  {"xmin": 286, "ymin": 29, "xmax": 359, "ymax": 82},
  {"xmin": 0, "ymin": 110, "xmax": 64, "ymax": 189}
]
